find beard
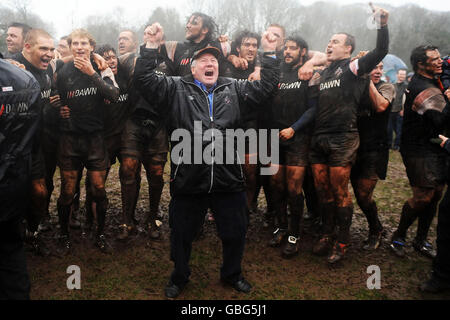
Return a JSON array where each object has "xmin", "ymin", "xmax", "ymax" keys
[{"xmin": 285, "ymin": 55, "xmax": 301, "ymax": 68}]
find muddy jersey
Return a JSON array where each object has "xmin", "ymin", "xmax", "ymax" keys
[
  {"xmin": 401, "ymin": 74, "xmax": 449, "ymax": 156},
  {"xmin": 311, "ymin": 26, "xmax": 389, "ymax": 136},
  {"xmin": 357, "ymin": 80, "xmax": 395, "ymax": 151},
  {"xmin": 222, "ymin": 61, "xmax": 257, "ymax": 130},
  {"xmin": 268, "ymin": 63, "xmax": 311, "ymax": 147},
  {"xmin": 103, "ymin": 53, "xmax": 136, "ymax": 138},
  {"xmin": 14, "ymin": 53, "xmax": 51, "ymax": 128},
  {"xmin": 173, "ymin": 38, "xmax": 224, "ymax": 77},
  {"xmin": 130, "ymin": 46, "xmax": 174, "ymax": 131},
  {"xmin": 56, "ymin": 60, "xmax": 119, "ymax": 134}
]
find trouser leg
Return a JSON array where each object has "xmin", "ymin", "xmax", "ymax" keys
[
  {"xmin": 169, "ymin": 194, "xmax": 208, "ymax": 286},
  {"xmin": 211, "ymin": 192, "xmax": 248, "ymax": 283}
]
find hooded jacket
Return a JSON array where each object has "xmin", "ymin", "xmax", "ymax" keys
[{"xmin": 134, "ymin": 47, "xmax": 280, "ymax": 196}]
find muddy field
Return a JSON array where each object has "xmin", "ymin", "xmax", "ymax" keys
[{"xmin": 26, "ymin": 151, "xmax": 450, "ymax": 300}]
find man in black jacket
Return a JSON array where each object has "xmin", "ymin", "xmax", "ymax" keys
[
  {"xmin": 134, "ymin": 25, "xmax": 279, "ymax": 298},
  {"xmin": 0, "ymin": 56, "xmax": 41, "ymax": 299}
]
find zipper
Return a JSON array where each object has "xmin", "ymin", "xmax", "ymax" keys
[
  {"xmin": 172, "ymin": 150, "xmax": 183, "ymax": 181},
  {"xmin": 182, "ymin": 80, "xmax": 231, "ymax": 193},
  {"xmin": 235, "ymin": 150, "xmax": 244, "ymax": 180}
]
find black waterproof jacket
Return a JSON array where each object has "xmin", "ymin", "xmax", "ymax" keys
[
  {"xmin": 134, "ymin": 48, "xmax": 280, "ymax": 196},
  {"xmin": 0, "ymin": 59, "xmax": 41, "ymax": 222}
]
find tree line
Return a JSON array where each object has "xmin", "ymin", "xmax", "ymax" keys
[{"xmin": 1, "ymin": 1, "xmax": 449, "ymax": 69}]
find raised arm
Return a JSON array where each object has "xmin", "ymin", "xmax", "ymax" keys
[
  {"xmin": 350, "ymin": 7, "xmax": 389, "ymax": 77},
  {"xmin": 369, "ymin": 82, "xmax": 395, "ymax": 113},
  {"xmin": 235, "ymin": 31, "xmax": 280, "ymax": 105},
  {"xmin": 133, "ymin": 23, "xmax": 177, "ymax": 109}
]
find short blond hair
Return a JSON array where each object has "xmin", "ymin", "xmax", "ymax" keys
[
  {"xmin": 68, "ymin": 29, "xmax": 96, "ymax": 48},
  {"xmin": 24, "ymin": 29, "xmax": 53, "ymax": 46}
]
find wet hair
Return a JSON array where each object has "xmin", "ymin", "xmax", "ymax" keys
[
  {"xmin": 336, "ymin": 32, "xmax": 355, "ymax": 54},
  {"xmin": 68, "ymin": 29, "xmax": 96, "ymax": 49},
  {"xmin": 410, "ymin": 45, "xmax": 438, "ymax": 72},
  {"xmin": 267, "ymin": 23, "xmax": 286, "ymax": 39},
  {"xmin": 285, "ymin": 35, "xmax": 309, "ymax": 59},
  {"xmin": 24, "ymin": 29, "xmax": 52, "ymax": 46},
  {"xmin": 120, "ymin": 30, "xmax": 138, "ymax": 44},
  {"xmin": 189, "ymin": 12, "xmax": 217, "ymax": 42},
  {"xmin": 96, "ymin": 44, "xmax": 116, "ymax": 57},
  {"xmin": 234, "ymin": 30, "xmax": 260, "ymax": 50},
  {"xmin": 8, "ymin": 22, "xmax": 31, "ymax": 38}
]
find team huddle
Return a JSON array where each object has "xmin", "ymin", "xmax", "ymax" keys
[{"xmin": 1, "ymin": 5, "xmax": 450, "ymax": 299}]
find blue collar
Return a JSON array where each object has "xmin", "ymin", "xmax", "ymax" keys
[{"xmin": 194, "ymin": 79, "xmax": 216, "ymax": 93}]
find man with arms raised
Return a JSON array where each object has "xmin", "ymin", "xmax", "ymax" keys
[{"xmin": 134, "ymin": 25, "xmax": 279, "ymax": 298}]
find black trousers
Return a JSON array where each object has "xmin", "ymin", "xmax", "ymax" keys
[
  {"xmin": 0, "ymin": 219, "xmax": 30, "ymax": 300},
  {"xmin": 433, "ymin": 185, "xmax": 450, "ymax": 283},
  {"xmin": 169, "ymin": 192, "xmax": 248, "ymax": 287}
]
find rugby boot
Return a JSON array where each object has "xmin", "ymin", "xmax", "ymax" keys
[
  {"xmin": 363, "ymin": 230, "xmax": 383, "ymax": 250},
  {"xmin": 328, "ymin": 241, "xmax": 348, "ymax": 264},
  {"xmin": 96, "ymin": 234, "xmax": 113, "ymax": 254},
  {"xmin": 57, "ymin": 234, "xmax": 72, "ymax": 256},
  {"xmin": 313, "ymin": 234, "xmax": 333, "ymax": 256},
  {"xmin": 282, "ymin": 236, "xmax": 300, "ymax": 258},
  {"xmin": 268, "ymin": 228, "xmax": 287, "ymax": 247},
  {"xmin": 390, "ymin": 234, "xmax": 406, "ymax": 258},
  {"xmin": 147, "ymin": 220, "xmax": 161, "ymax": 240},
  {"xmin": 38, "ymin": 215, "xmax": 52, "ymax": 232},
  {"xmin": 412, "ymin": 239, "xmax": 437, "ymax": 259},
  {"xmin": 116, "ymin": 224, "xmax": 136, "ymax": 241},
  {"xmin": 415, "ymin": 202, "xmax": 437, "ymax": 256},
  {"xmin": 31, "ymin": 231, "xmax": 51, "ymax": 256}
]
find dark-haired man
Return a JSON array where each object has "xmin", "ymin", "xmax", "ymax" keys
[
  {"xmin": 118, "ymin": 30, "xmax": 138, "ymax": 55},
  {"xmin": 267, "ymin": 35, "xmax": 313, "ymax": 258},
  {"xmin": 4, "ymin": 22, "xmax": 31, "ymax": 58},
  {"xmin": 292, "ymin": 6, "xmax": 390, "ymax": 263},
  {"xmin": 390, "ymin": 45, "xmax": 447, "ymax": 260},
  {"xmin": 387, "ymin": 68, "xmax": 407, "ymax": 150},
  {"xmin": 118, "ymin": 24, "xmax": 173, "ymax": 241},
  {"xmin": 56, "ymin": 36, "xmax": 71, "ymax": 59},
  {"xmin": 171, "ymin": 12, "xmax": 225, "ymax": 77},
  {"xmin": 351, "ymin": 61, "xmax": 395, "ymax": 250},
  {"xmin": 222, "ymin": 30, "xmax": 264, "ymax": 219}
]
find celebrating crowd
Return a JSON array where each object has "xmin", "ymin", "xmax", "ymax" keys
[{"xmin": 1, "ymin": 6, "xmax": 450, "ymax": 300}]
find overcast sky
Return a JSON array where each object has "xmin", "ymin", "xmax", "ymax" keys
[{"xmin": 8, "ymin": 0, "xmax": 449, "ymax": 38}]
